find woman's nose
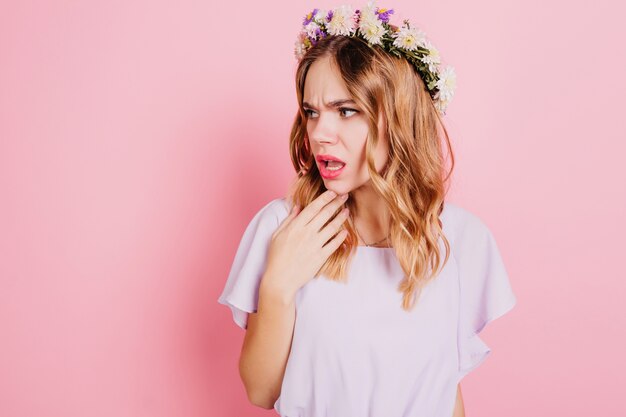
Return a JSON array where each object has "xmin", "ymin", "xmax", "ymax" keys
[{"xmin": 309, "ymin": 113, "xmax": 338, "ymax": 144}]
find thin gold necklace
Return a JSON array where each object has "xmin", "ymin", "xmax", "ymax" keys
[{"xmin": 354, "ymin": 225, "xmax": 391, "ymax": 247}]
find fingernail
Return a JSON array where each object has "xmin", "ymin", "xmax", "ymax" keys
[{"xmin": 328, "ymin": 190, "xmax": 337, "ymax": 198}]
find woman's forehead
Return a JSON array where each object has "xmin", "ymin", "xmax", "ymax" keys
[{"xmin": 303, "ymin": 57, "xmax": 351, "ymax": 103}]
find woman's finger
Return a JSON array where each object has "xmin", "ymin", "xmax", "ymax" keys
[{"xmin": 274, "ymin": 203, "xmax": 299, "ymax": 235}]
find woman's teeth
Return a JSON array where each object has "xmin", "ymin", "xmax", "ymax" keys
[{"xmin": 326, "ymin": 161, "xmax": 345, "ymax": 170}]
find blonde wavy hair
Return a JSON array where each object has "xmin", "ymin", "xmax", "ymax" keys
[{"xmin": 286, "ymin": 35, "xmax": 455, "ymax": 311}]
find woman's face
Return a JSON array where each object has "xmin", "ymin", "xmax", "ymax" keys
[{"xmin": 303, "ymin": 55, "xmax": 389, "ymax": 196}]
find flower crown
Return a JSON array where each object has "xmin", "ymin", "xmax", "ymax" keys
[{"xmin": 294, "ymin": 1, "xmax": 457, "ymax": 115}]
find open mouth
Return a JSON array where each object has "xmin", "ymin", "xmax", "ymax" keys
[
  {"xmin": 318, "ymin": 159, "xmax": 346, "ymax": 179},
  {"xmin": 316, "ymin": 154, "xmax": 346, "ymax": 179},
  {"xmin": 324, "ymin": 160, "xmax": 346, "ymax": 171}
]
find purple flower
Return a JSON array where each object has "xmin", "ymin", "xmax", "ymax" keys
[
  {"xmin": 303, "ymin": 8, "xmax": 318, "ymax": 26},
  {"xmin": 326, "ymin": 10, "xmax": 333, "ymax": 22},
  {"xmin": 375, "ymin": 8, "xmax": 394, "ymax": 23}
]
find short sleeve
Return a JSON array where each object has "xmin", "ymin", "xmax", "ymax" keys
[
  {"xmin": 454, "ymin": 215, "xmax": 517, "ymax": 380},
  {"xmin": 217, "ymin": 199, "xmax": 285, "ymax": 330}
]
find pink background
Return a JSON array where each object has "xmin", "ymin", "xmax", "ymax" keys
[{"xmin": 1, "ymin": 0, "xmax": 624, "ymax": 416}]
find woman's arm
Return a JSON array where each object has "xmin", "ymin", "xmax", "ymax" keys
[
  {"xmin": 238, "ymin": 279, "xmax": 296, "ymax": 409},
  {"xmin": 452, "ymin": 384, "xmax": 465, "ymax": 417}
]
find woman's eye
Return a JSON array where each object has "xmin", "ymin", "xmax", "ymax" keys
[
  {"xmin": 340, "ymin": 108, "xmax": 358, "ymax": 118},
  {"xmin": 303, "ymin": 108, "xmax": 357, "ymax": 119}
]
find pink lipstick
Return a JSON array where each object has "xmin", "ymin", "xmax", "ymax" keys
[{"xmin": 316, "ymin": 154, "xmax": 346, "ymax": 179}]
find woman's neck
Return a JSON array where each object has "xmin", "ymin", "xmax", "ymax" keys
[{"xmin": 350, "ymin": 187, "xmax": 391, "ymax": 246}]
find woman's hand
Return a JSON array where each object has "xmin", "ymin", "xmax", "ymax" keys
[{"xmin": 260, "ymin": 190, "xmax": 350, "ymax": 301}]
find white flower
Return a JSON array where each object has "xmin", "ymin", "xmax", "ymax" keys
[
  {"xmin": 360, "ymin": 0, "xmax": 378, "ymax": 20},
  {"xmin": 435, "ymin": 66, "xmax": 456, "ymax": 102},
  {"xmin": 327, "ymin": 5, "xmax": 357, "ymax": 36},
  {"xmin": 304, "ymin": 21, "xmax": 320, "ymax": 39},
  {"xmin": 358, "ymin": 16, "xmax": 385, "ymax": 45},
  {"xmin": 294, "ymin": 44, "xmax": 305, "ymax": 60},
  {"xmin": 313, "ymin": 8, "xmax": 327, "ymax": 24},
  {"xmin": 421, "ymin": 40, "xmax": 441, "ymax": 72},
  {"xmin": 294, "ymin": 32, "xmax": 309, "ymax": 60},
  {"xmin": 392, "ymin": 25, "xmax": 427, "ymax": 51},
  {"xmin": 433, "ymin": 97, "xmax": 450, "ymax": 114},
  {"xmin": 356, "ymin": 1, "xmax": 384, "ymax": 44}
]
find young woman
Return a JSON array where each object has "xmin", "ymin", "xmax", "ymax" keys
[{"xmin": 218, "ymin": 3, "xmax": 517, "ymax": 416}]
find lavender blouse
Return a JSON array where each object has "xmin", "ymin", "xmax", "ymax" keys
[{"xmin": 217, "ymin": 197, "xmax": 517, "ymax": 417}]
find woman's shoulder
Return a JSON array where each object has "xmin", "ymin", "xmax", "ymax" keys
[
  {"xmin": 265, "ymin": 197, "xmax": 291, "ymax": 216},
  {"xmin": 248, "ymin": 197, "xmax": 291, "ymax": 225},
  {"xmin": 440, "ymin": 201, "xmax": 496, "ymax": 246}
]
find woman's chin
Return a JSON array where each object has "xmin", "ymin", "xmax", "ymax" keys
[{"xmin": 324, "ymin": 184, "xmax": 351, "ymax": 196}]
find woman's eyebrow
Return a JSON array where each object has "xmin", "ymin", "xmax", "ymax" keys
[{"xmin": 302, "ymin": 99, "xmax": 356, "ymax": 109}]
